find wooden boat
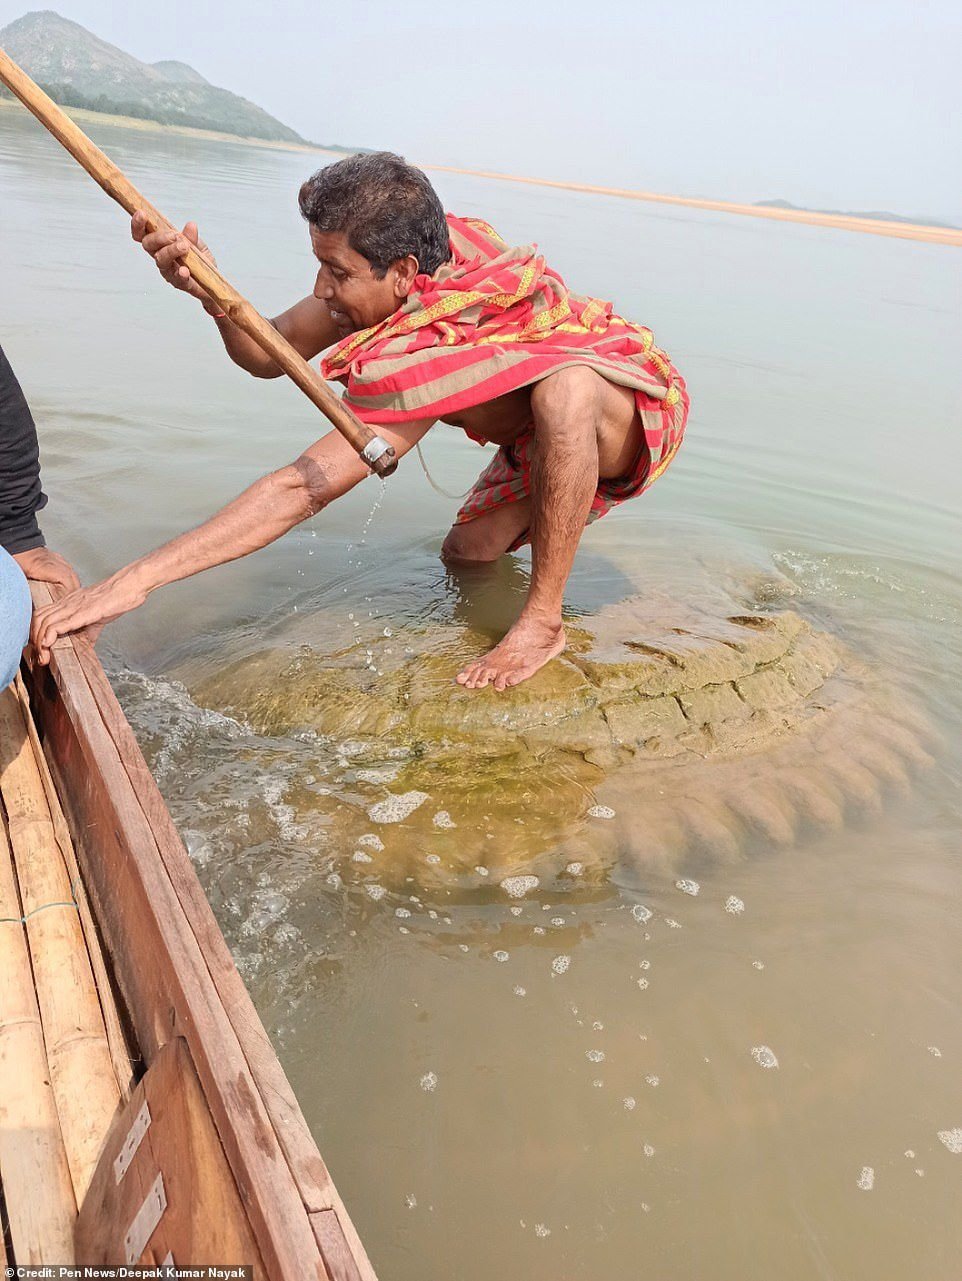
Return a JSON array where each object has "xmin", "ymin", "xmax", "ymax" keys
[{"xmin": 0, "ymin": 581, "xmax": 377, "ymax": 1280}]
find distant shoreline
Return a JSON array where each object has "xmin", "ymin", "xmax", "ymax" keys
[
  {"xmin": 0, "ymin": 94, "xmax": 335, "ymax": 155},
  {"xmin": 3, "ymin": 97, "xmax": 958, "ymax": 246},
  {"xmin": 422, "ymin": 162, "xmax": 962, "ymax": 247}
]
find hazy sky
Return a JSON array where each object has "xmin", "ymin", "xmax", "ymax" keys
[{"xmin": 2, "ymin": 0, "xmax": 960, "ymax": 221}]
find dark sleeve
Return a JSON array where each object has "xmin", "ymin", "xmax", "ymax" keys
[{"xmin": 0, "ymin": 343, "xmax": 47, "ymax": 555}]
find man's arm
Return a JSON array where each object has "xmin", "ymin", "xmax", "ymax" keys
[
  {"xmin": 30, "ymin": 417, "xmax": 435, "ymax": 662},
  {"xmin": 130, "ymin": 213, "xmax": 339, "ymax": 378}
]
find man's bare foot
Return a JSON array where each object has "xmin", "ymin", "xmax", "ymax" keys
[{"xmin": 456, "ymin": 618, "xmax": 566, "ymax": 691}]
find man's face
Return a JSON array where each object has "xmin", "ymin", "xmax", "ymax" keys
[{"xmin": 310, "ymin": 226, "xmax": 414, "ymax": 336}]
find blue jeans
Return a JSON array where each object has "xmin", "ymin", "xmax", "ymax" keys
[{"xmin": 0, "ymin": 547, "xmax": 31, "ymax": 689}]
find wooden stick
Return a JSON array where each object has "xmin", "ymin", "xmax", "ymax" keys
[
  {"xmin": 0, "ymin": 48, "xmax": 398, "ymax": 478},
  {"xmin": 14, "ymin": 671, "xmax": 138, "ymax": 1104},
  {"xmin": 0, "ymin": 804, "xmax": 77, "ymax": 1262},
  {"xmin": 0, "ymin": 686, "xmax": 122, "ymax": 1206}
]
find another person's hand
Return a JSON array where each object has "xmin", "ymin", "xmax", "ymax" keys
[
  {"xmin": 131, "ymin": 211, "xmax": 221, "ymax": 312},
  {"xmin": 13, "ymin": 546, "xmax": 80, "ymax": 593},
  {"xmin": 31, "ymin": 572, "xmax": 148, "ymax": 665}
]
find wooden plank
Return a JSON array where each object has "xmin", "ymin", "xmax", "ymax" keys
[
  {"xmin": 24, "ymin": 596, "xmax": 332, "ymax": 1281},
  {"xmin": 0, "ymin": 685, "xmax": 122, "ymax": 1204},
  {"xmin": 74, "ymin": 650, "xmax": 378, "ymax": 1277},
  {"xmin": 76, "ymin": 1037, "xmax": 265, "ymax": 1271},
  {"xmin": 0, "ymin": 805, "xmax": 76, "ymax": 1261},
  {"xmin": 14, "ymin": 672, "xmax": 138, "ymax": 1102},
  {"xmin": 310, "ymin": 1211, "xmax": 365, "ymax": 1281}
]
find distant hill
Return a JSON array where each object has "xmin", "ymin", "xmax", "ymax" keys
[
  {"xmin": 756, "ymin": 197, "xmax": 959, "ymax": 232},
  {"xmin": 0, "ymin": 10, "xmax": 307, "ymax": 143}
]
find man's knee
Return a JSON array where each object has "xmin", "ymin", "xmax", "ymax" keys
[{"xmin": 441, "ymin": 523, "xmax": 505, "ymax": 565}]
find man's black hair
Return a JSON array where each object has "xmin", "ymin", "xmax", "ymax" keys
[{"xmin": 298, "ymin": 151, "xmax": 450, "ymax": 278}]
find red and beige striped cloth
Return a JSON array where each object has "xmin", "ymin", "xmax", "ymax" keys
[{"xmin": 322, "ymin": 214, "xmax": 689, "ymax": 532}]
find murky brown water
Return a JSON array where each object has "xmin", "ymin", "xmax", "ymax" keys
[{"xmin": 2, "ymin": 104, "xmax": 961, "ymax": 1279}]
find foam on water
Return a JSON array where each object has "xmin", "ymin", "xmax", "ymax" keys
[
  {"xmin": 937, "ymin": 1128, "xmax": 962, "ymax": 1153},
  {"xmin": 857, "ymin": 1167, "xmax": 875, "ymax": 1191},
  {"xmin": 675, "ymin": 879, "xmax": 700, "ymax": 896},
  {"xmin": 587, "ymin": 805, "xmax": 616, "ymax": 819},
  {"xmin": 751, "ymin": 1046, "xmax": 779, "ymax": 1069},
  {"xmin": 501, "ymin": 875, "xmax": 540, "ymax": 899},
  {"xmin": 368, "ymin": 791, "xmax": 430, "ymax": 823},
  {"xmin": 551, "ymin": 955, "xmax": 571, "ymax": 975},
  {"xmin": 420, "ymin": 1071, "xmax": 438, "ymax": 1092}
]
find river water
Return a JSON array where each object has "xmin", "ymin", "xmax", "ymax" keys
[{"xmin": 2, "ymin": 104, "xmax": 961, "ymax": 1279}]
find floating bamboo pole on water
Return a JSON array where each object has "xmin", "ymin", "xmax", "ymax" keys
[
  {"xmin": 14, "ymin": 672, "xmax": 137, "ymax": 1103},
  {"xmin": 0, "ymin": 47, "xmax": 398, "ymax": 478},
  {"xmin": 0, "ymin": 806, "xmax": 76, "ymax": 1262},
  {"xmin": 0, "ymin": 686, "xmax": 122, "ymax": 1205}
]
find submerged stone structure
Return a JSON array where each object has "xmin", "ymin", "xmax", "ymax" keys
[{"xmin": 190, "ymin": 573, "xmax": 936, "ymax": 880}]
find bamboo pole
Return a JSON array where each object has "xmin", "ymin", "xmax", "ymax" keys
[
  {"xmin": 0, "ymin": 48, "xmax": 398, "ymax": 478},
  {"xmin": 0, "ymin": 804, "xmax": 77, "ymax": 1262},
  {"xmin": 14, "ymin": 671, "xmax": 138, "ymax": 1103},
  {"xmin": 0, "ymin": 686, "xmax": 121, "ymax": 1206}
]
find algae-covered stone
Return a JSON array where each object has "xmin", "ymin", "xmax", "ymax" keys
[
  {"xmin": 603, "ymin": 695, "xmax": 688, "ymax": 747},
  {"xmin": 184, "ymin": 566, "xmax": 932, "ymax": 878}
]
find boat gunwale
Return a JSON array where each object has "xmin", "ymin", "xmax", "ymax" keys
[{"xmin": 22, "ymin": 581, "xmax": 375, "ymax": 1281}]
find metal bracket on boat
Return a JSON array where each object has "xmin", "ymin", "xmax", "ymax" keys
[
  {"xmin": 114, "ymin": 1099, "xmax": 152, "ymax": 1184},
  {"xmin": 125, "ymin": 1171, "xmax": 167, "ymax": 1263}
]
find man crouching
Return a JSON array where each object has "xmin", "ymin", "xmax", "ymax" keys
[{"xmin": 33, "ymin": 153, "xmax": 689, "ymax": 691}]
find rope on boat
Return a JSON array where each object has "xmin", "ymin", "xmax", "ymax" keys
[{"xmin": 0, "ymin": 877, "xmax": 81, "ymax": 924}]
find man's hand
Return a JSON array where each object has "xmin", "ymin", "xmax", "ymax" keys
[
  {"xmin": 13, "ymin": 546, "xmax": 80, "ymax": 593},
  {"xmin": 31, "ymin": 571, "xmax": 147, "ymax": 666},
  {"xmin": 131, "ymin": 211, "xmax": 220, "ymax": 312}
]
